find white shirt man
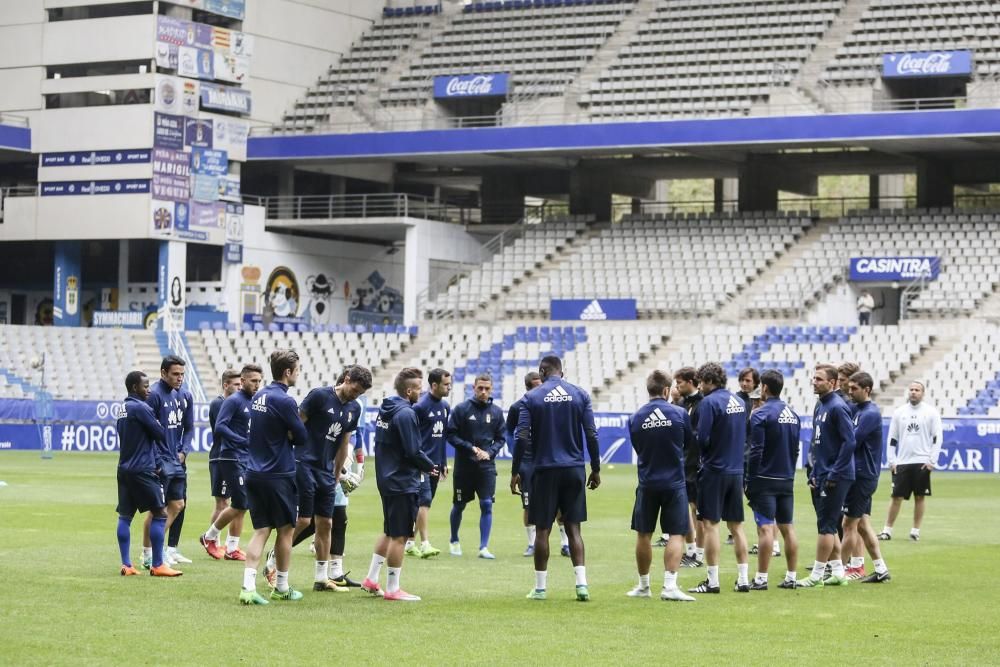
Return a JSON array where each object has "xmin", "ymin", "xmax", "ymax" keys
[{"xmin": 878, "ymin": 382, "xmax": 942, "ymax": 542}]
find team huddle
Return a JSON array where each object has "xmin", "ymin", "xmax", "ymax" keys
[{"xmin": 113, "ymin": 350, "xmax": 941, "ymax": 603}]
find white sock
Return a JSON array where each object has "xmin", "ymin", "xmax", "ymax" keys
[
  {"xmin": 695, "ymin": 547, "xmax": 705, "ymax": 560},
  {"xmin": 404, "ymin": 540, "xmax": 414, "ymax": 550},
  {"xmin": 314, "ymin": 560, "xmax": 328, "ymax": 582},
  {"xmin": 242, "ymin": 567, "xmax": 256, "ymax": 591},
  {"xmin": 736, "ymin": 563, "xmax": 749, "ymax": 585},
  {"xmin": 526, "ymin": 525, "xmax": 536, "ymax": 545},
  {"xmin": 785, "ymin": 570, "xmax": 797, "ymax": 582},
  {"xmin": 421, "ymin": 540, "xmax": 430, "ymax": 548},
  {"xmin": 811, "ymin": 561, "xmax": 826, "ymax": 580},
  {"xmin": 638, "ymin": 573, "xmax": 650, "ymax": 589},
  {"xmin": 559, "ymin": 524, "xmax": 569, "ymax": 547},
  {"xmin": 685, "ymin": 542, "xmax": 696, "ymax": 557},
  {"xmin": 166, "ymin": 546, "xmax": 177, "ymax": 555},
  {"xmin": 663, "ymin": 571, "xmax": 678, "ymax": 590},
  {"xmin": 882, "ymin": 525, "xmax": 893, "ymax": 536},
  {"xmin": 387, "ymin": 566, "xmax": 401, "ymax": 593},
  {"xmin": 276, "ymin": 570, "xmax": 289, "ymax": 593},
  {"xmin": 850, "ymin": 556, "xmax": 864, "ymax": 569},
  {"xmin": 755, "ymin": 572, "xmax": 769, "ymax": 584},
  {"xmin": 366, "ymin": 554, "xmax": 385, "ymax": 583},
  {"xmin": 142, "ymin": 546, "xmax": 152, "ymax": 559},
  {"xmin": 206, "ymin": 524, "xmax": 221, "ymax": 541},
  {"xmin": 535, "ymin": 570, "xmax": 547, "ymax": 591},
  {"xmin": 329, "ymin": 557, "xmax": 344, "ymax": 578},
  {"xmin": 573, "ymin": 565, "xmax": 587, "ymax": 586},
  {"xmin": 873, "ymin": 558, "xmax": 888, "ymax": 574},
  {"xmin": 910, "ymin": 527, "xmax": 920, "ymax": 536},
  {"xmin": 707, "ymin": 565, "xmax": 719, "ymax": 588},
  {"xmin": 226, "ymin": 536, "xmax": 239, "ymax": 552},
  {"xmin": 830, "ymin": 559, "xmax": 845, "ymax": 578}
]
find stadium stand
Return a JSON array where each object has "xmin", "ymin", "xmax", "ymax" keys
[
  {"xmin": 918, "ymin": 324, "xmax": 1000, "ymax": 417},
  {"xmin": 198, "ymin": 328, "xmax": 413, "ymax": 402},
  {"xmin": 825, "ymin": 0, "xmax": 1000, "ymax": 84},
  {"xmin": 581, "ymin": 0, "xmax": 847, "ymax": 119},
  {"xmin": 424, "ymin": 216, "xmax": 591, "ymax": 318},
  {"xmin": 280, "ymin": 11, "xmax": 438, "ymax": 131},
  {"xmin": 746, "ymin": 209, "xmax": 1000, "ymax": 318},
  {"xmin": 382, "ymin": 0, "xmax": 638, "ymax": 106},
  {"xmin": 596, "ymin": 323, "xmax": 933, "ymax": 416},
  {"xmin": 371, "ymin": 321, "xmax": 668, "ymax": 407},
  {"xmin": 0, "ymin": 325, "xmax": 138, "ymax": 401},
  {"xmin": 501, "ymin": 211, "xmax": 813, "ymax": 317}
]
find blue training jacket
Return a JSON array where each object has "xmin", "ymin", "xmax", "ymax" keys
[
  {"xmin": 208, "ymin": 395, "xmax": 225, "ymax": 458},
  {"xmin": 852, "ymin": 400, "xmax": 883, "ymax": 480},
  {"xmin": 246, "ymin": 382, "xmax": 308, "ymax": 476},
  {"xmin": 748, "ymin": 397, "xmax": 800, "ymax": 481},
  {"xmin": 117, "ymin": 395, "xmax": 166, "ymax": 473},
  {"xmin": 214, "ymin": 389, "xmax": 252, "ymax": 463},
  {"xmin": 413, "ymin": 392, "xmax": 450, "ymax": 469},
  {"xmin": 627, "ymin": 398, "xmax": 690, "ymax": 489},
  {"xmin": 297, "ymin": 387, "xmax": 361, "ymax": 472},
  {"xmin": 447, "ymin": 398, "xmax": 506, "ymax": 469},
  {"xmin": 374, "ymin": 395, "xmax": 435, "ymax": 495},
  {"xmin": 812, "ymin": 391, "xmax": 856, "ymax": 483},
  {"xmin": 147, "ymin": 379, "xmax": 184, "ymax": 476},
  {"xmin": 514, "ymin": 376, "xmax": 600, "ymax": 474},
  {"xmin": 696, "ymin": 387, "xmax": 747, "ymax": 475}
]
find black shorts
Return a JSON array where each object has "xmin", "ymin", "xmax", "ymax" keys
[
  {"xmin": 696, "ymin": 470, "xmax": 744, "ymax": 523},
  {"xmin": 748, "ymin": 477, "xmax": 795, "ymax": 525},
  {"xmin": 843, "ymin": 476, "xmax": 879, "ymax": 518},
  {"xmin": 211, "ymin": 460, "xmax": 248, "ymax": 510},
  {"xmin": 296, "ymin": 463, "xmax": 336, "ymax": 518},
  {"xmin": 453, "ymin": 464, "xmax": 497, "ymax": 505},
  {"xmin": 246, "ymin": 473, "xmax": 298, "ymax": 530},
  {"xmin": 632, "ymin": 485, "xmax": 689, "ymax": 536},
  {"xmin": 160, "ymin": 470, "xmax": 187, "ymax": 502},
  {"xmin": 519, "ymin": 464, "xmax": 534, "ymax": 510},
  {"xmin": 891, "ymin": 463, "xmax": 931, "ymax": 500},
  {"xmin": 815, "ymin": 478, "xmax": 851, "ymax": 535},
  {"xmin": 381, "ymin": 492, "xmax": 419, "ymax": 538},
  {"xmin": 685, "ymin": 479, "xmax": 698, "ymax": 507},
  {"xmin": 417, "ymin": 474, "xmax": 439, "ymax": 508},
  {"xmin": 529, "ymin": 466, "xmax": 587, "ymax": 530},
  {"xmin": 117, "ymin": 469, "xmax": 165, "ymax": 517}
]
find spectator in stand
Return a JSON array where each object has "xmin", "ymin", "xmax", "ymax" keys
[{"xmin": 857, "ymin": 291, "xmax": 875, "ymax": 325}]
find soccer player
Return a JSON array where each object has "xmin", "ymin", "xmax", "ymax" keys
[
  {"xmin": 282, "ymin": 364, "xmax": 371, "ymax": 593},
  {"xmin": 327, "ymin": 401, "xmax": 368, "ymax": 588},
  {"xmin": 207, "ymin": 369, "xmax": 241, "ymax": 536},
  {"xmin": 746, "ymin": 370, "xmax": 799, "ymax": 590},
  {"xmin": 362, "ymin": 367, "xmax": 439, "ymax": 601},
  {"xmin": 736, "ymin": 367, "xmax": 760, "ymax": 415},
  {"xmin": 625, "ymin": 370, "xmax": 695, "ymax": 602},
  {"xmin": 797, "ymin": 364, "xmax": 855, "ymax": 588},
  {"xmin": 675, "ymin": 367, "xmax": 704, "ymax": 566},
  {"xmin": 447, "ymin": 373, "xmax": 506, "ymax": 559},
  {"xmin": 878, "ymin": 381, "xmax": 942, "ymax": 542},
  {"xmin": 688, "ymin": 362, "xmax": 750, "ymax": 594},
  {"xmin": 515, "ymin": 355, "xmax": 600, "ymax": 602},
  {"xmin": 843, "ymin": 372, "xmax": 891, "ymax": 583},
  {"xmin": 407, "ymin": 368, "xmax": 452, "ymax": 559},
  {"xmin": 115, "ymin": 371, "xmax": 181, "ymax": 577},
  {"xmin": 165, "ymin": 383, "xmax": 196, "ymax": 565},
  {"xmin": 238, "ymin": 350, "xmax": 310, "ymax": 605},
  {"xmin": 200, "ymin": 364, "xmax": 263, "ymax": 561},
  {"xmin": 508, "ymin": 371, "xmax": 543, "ymax": 556},
  {"xmin": 141, "ymin": 355, "xmax": 187, "ymax": 570}
]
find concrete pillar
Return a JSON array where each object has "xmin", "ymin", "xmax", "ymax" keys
[
  {"xmin": 715, "ymin": 178, "xmax": 738, "ymax": 213},
  {"xmin": 53, "ymin": 241, "xmax": 82, "ymax": 327},
  {"xmin": 277, "ymin": 165, "xmax": 295, "ymax": 218},
  {"xmin": 653, "ymin": 179, "xmax": 670, "ymax": 202},
  {"xmin": 569, "ymin": 170, "xmax": 612, "ymax": 222},
  {"xmin": 403, "ymin": 224, "xmax": 422, "ymax": 326},
  {"xmin": 737, "ymin": 159, "xmax": 780, "ymax": 212},
  {"xmin": 871, "ymin": 174, "xmax": 906, "ymax": 209},
  {"xmin": 481, "ymin": 171, "xmax": 525, "ymax": 225},
  {"xmin": 117, "ymin": 239, "xmax": 129, "ymax": 310},
  {"xmin": 916, "ymin": 160, "xmax": 954, "ymax": 208},
  {"xmin": 158, "ymin": 240, "xmax": 187, "ymax": 331}
]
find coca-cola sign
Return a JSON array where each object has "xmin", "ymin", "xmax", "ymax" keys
[
  {"xmin": 883, "ymin": 50, "xmax": 973, "ymax": 78},
  {"xmin": 434, "ymin": 73, "xmax": 509, "ymax": 98}
]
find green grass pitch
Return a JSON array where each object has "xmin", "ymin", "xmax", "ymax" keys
[{"xmin": 1, "ymin": 452, "xmax": 998, "ymax": 665}]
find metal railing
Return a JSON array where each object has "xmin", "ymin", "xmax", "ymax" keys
[
  {"xmin": 252, "ymin": 95, "xmax": 985, "ymax": 137},
  {"xmin": 243, "ymin": 192, "xmax": 482, "ymax": 224}
]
